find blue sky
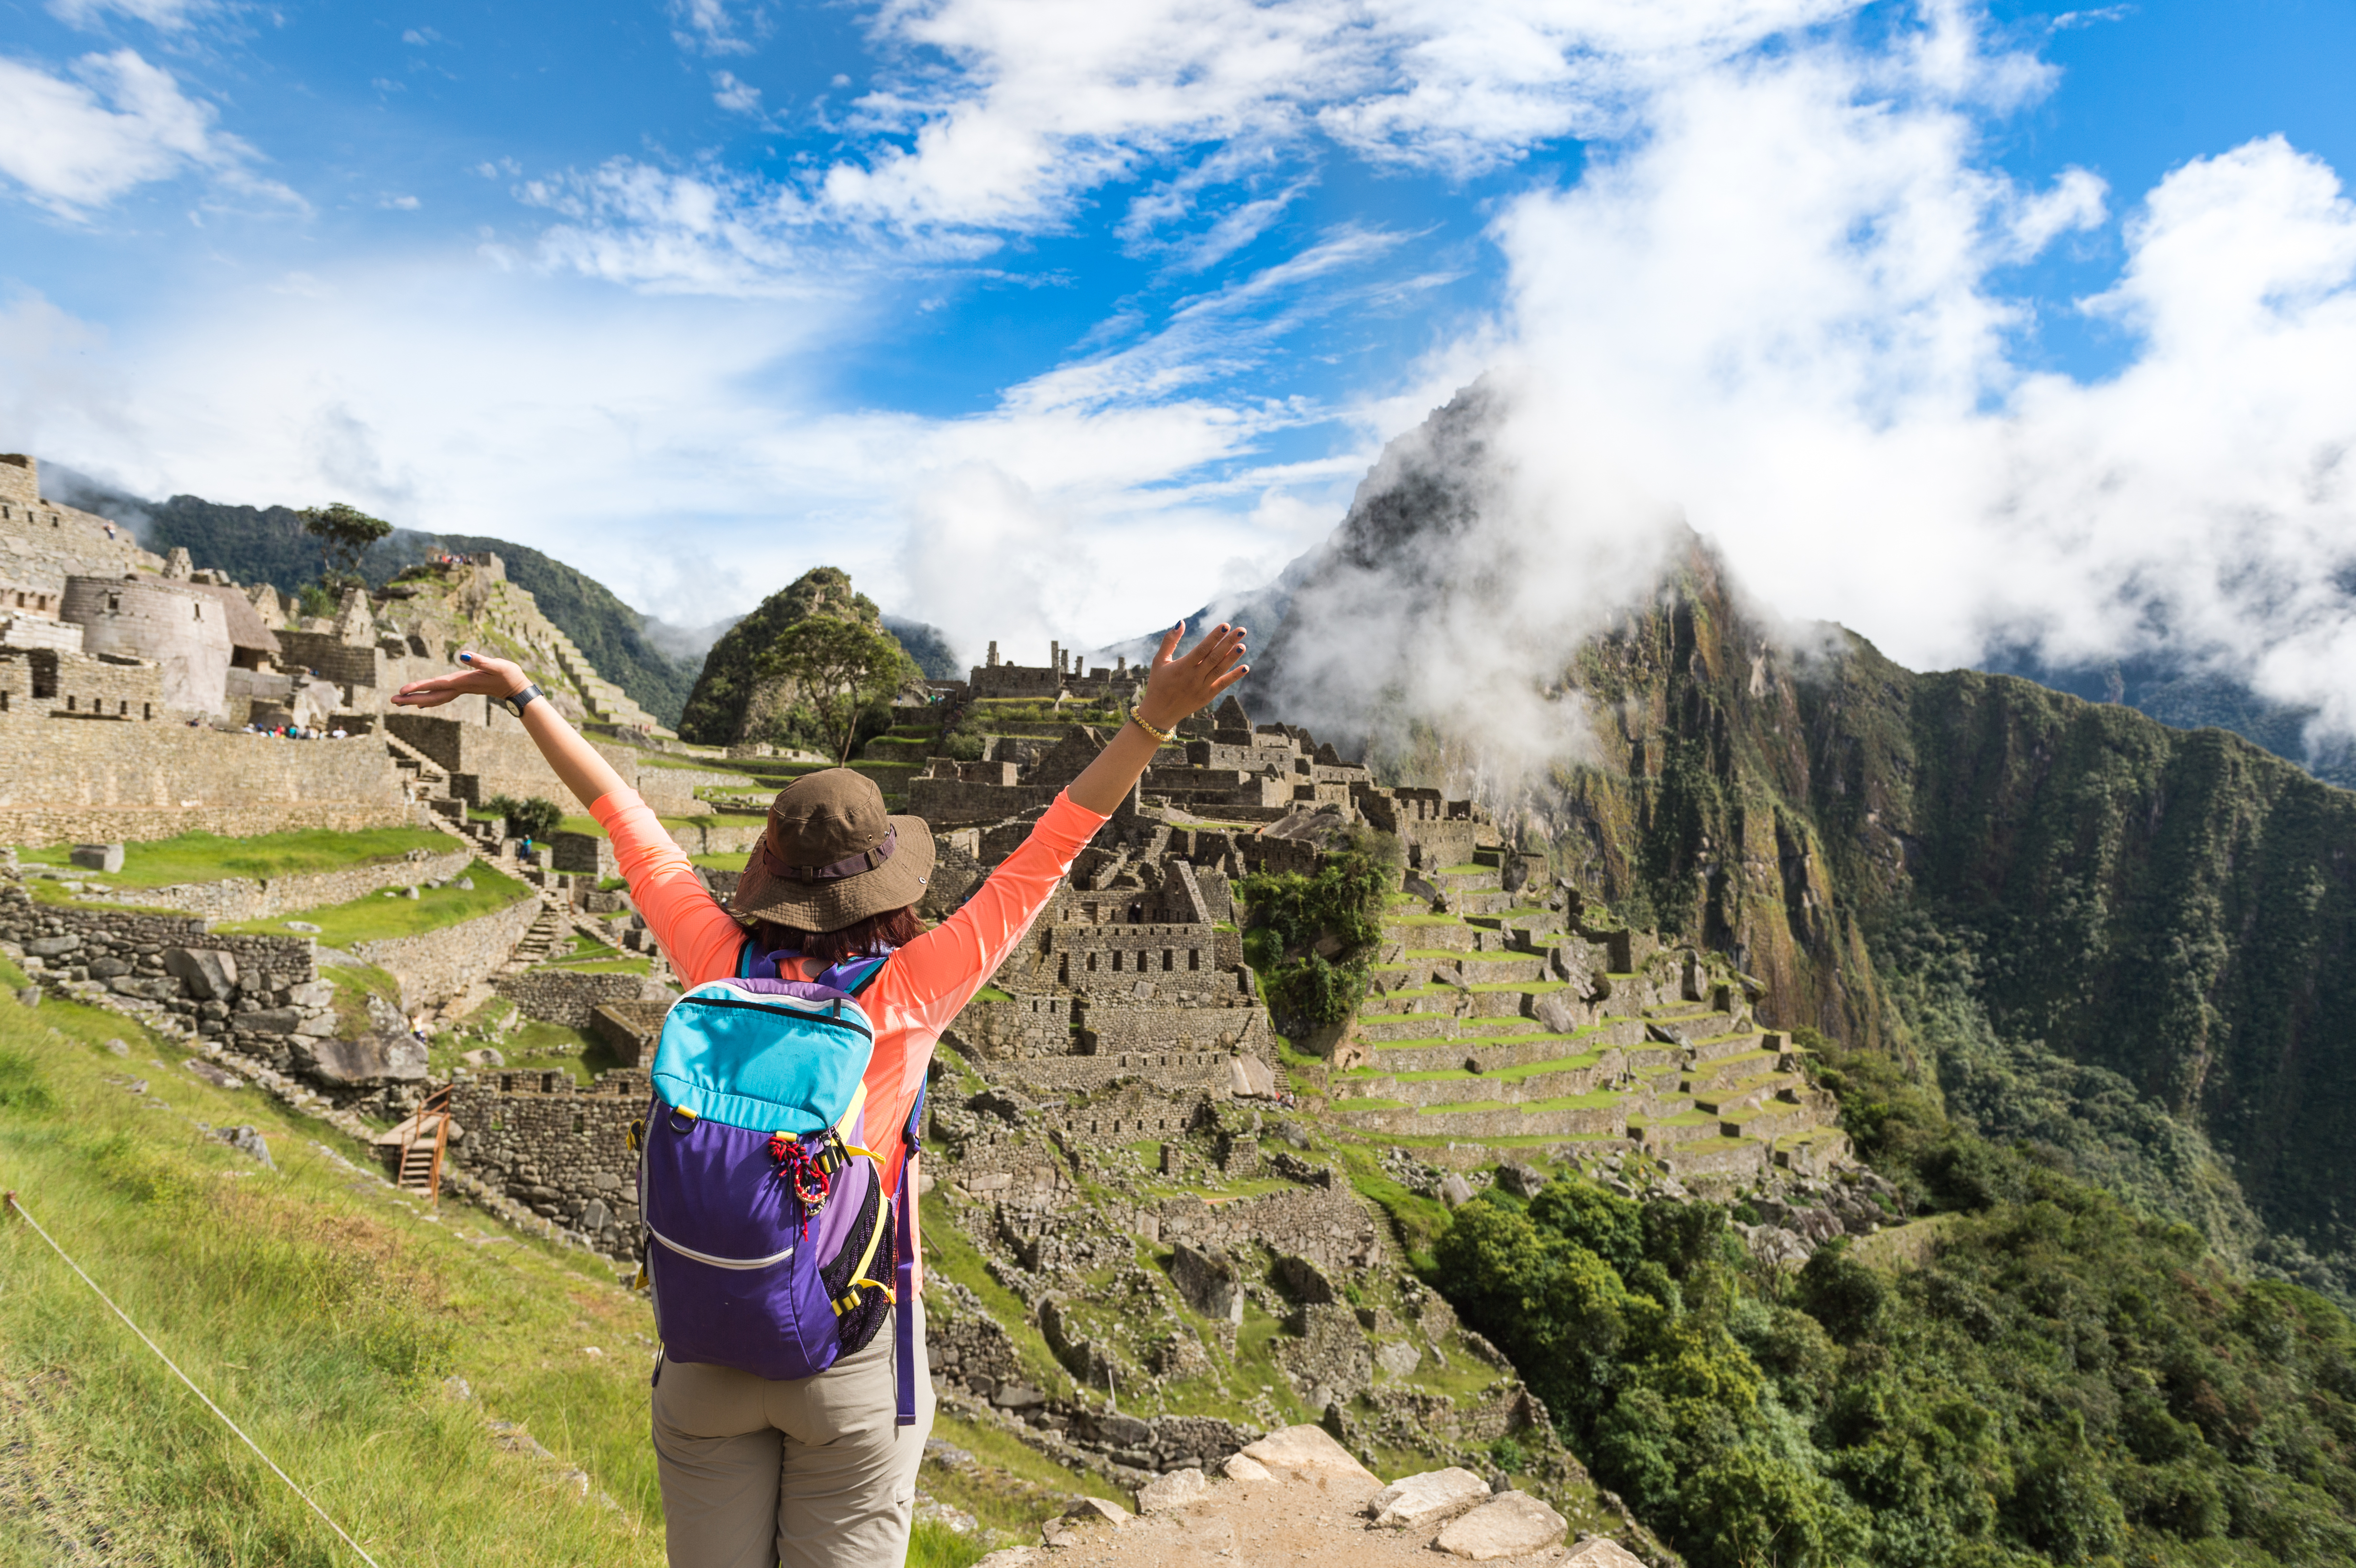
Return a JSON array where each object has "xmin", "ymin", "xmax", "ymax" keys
[{"xmin": 2, "ymin": 1, "xmax": 2353, "ymax": 734}]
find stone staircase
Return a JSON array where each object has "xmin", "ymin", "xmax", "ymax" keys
[
  {"xmin": 1326, "ymin": 851, "xmax": 1850, "ymax": 1181},
  {"xmin": 379, "ymin": 726, "xmax": 582, "ymax": 1000},
  {"xmin": 543, "ymin": 627, "xmax": 671, "ymax": 737},
  {"xmin": 502, "ymin": 900, "xmax": 572, "ymax": 974},
  {"xmin": 382, "ymin": 729, "xmax": 474, "ymax": 837}
]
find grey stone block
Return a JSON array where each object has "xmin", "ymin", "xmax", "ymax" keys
[
  {"xmin": 163, "ymin": 947, "xmax": 240, "ymax": 1001},
  {"xmin": 26, "ymin": 936, "xmax": 81, "ymax": 958},
  {"xmin": 311, "ymin": 1033, "xmax": 428, "ymax": 1085},
  {"xmin": 70, "ymin": 843, "xmax": 125, "ymax": 873}
]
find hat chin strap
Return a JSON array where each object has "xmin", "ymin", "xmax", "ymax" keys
[{"xmin": 762, "ymin": 826, "xmax": 897, "ymax": 882}]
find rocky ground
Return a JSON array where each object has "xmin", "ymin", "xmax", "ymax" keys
[{"xmin": 972, "ymin": 1425, "xmax": 1648, "ymax": 1568}]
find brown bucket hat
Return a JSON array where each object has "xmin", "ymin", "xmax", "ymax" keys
[{"xmin": 727, "ymin": 769, "xmax": 935, "ymax": 932}]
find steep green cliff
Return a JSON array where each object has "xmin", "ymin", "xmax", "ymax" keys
[{"xmin": 1523, "ymin": 546, "xmax": 2356, "ymax": 1295}]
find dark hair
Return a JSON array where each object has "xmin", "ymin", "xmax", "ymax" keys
[{"xmin": 752, "ymin": 904, "xmax": 923, "ymax": 963}]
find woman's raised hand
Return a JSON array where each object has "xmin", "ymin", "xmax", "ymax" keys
[
  {"xmin": 1137, "ymin": 622, "xmax": 1248, "ymax": 730},
  {"xmin": 391, "ymin": 650, "xmax": 530, "ymax": 709}
]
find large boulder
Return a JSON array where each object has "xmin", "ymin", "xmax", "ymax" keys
[
  {"xmin": 1436, "ymin": 1492, "xmax": 1569, "ymax": 1560},
  {"xmin": 310, "ymin": 1033, "xmax": 429, "ymax": 1084},
  {"xmin": 1237, "ymin": 1424, "xmax": 1379, "ymax": 1488},
  {"xmin": 1366, "ymin": 1467, "xmax": 1490, "ymax": 1529},
  {"xmin": 164, "ymin": 948, "xmax": 240, "ymax": 1001},
  {"xmin": 1168, "ymin": 1243, "xmax": 1243, "ymax": 1324},
  {"xmin": 1227, "ymin": 1055, "xmax": 1277, "ymax": 1098},
  {"xmin": 70, "ymin": 843, "xmax": 125, "ymax": 873},
  {"xmin": 1134, "ymin": 1467, "xmax": 1208, "ymax": 1514},
  {"xmin": 1221, "ymin": 1453, "xmax": 1272, "ymax": 1483}
]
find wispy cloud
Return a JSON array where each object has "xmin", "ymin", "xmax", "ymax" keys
[
  {"xmin": 0, "ymin": 48, "xmax": 289, "ymax": 216},
  {"xmin": 47, "ymin": 0, "xmax": 211, "ymax": 31},
  {"xmin": 671, "ymin": 0, "xmax": 760, "ymax": 56},
  {"xmin": 710, "ymin": 70, "xmax": 764, "ymax": 116}
]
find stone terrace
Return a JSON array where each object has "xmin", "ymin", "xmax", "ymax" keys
[{"xmin": 1324, "ymin": 857, "xmax": 1850, "ymax": 1183}]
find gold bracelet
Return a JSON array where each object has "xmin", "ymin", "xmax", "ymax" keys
[{"xmin": 1128, "ymin": 711, "xmax": 1177, "ymax": 746}]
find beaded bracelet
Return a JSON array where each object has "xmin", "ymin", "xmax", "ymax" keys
[{"xmin": 1128, "ymin": 711, "xmax": 1178, "ymax": 746}]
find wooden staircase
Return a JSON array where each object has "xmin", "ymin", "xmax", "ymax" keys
[{"xmin": 395, "ymin": 1084, "xmax": 454, "ymax": 1203}]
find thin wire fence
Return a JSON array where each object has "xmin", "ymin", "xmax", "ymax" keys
[{"xmin": 3, "ymin": 1189, "xmax": 386, "ymax": 1568}]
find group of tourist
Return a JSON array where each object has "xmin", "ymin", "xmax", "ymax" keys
[{"xmin": 240, "ymin": 720, "xmax": 349, "ymax": 740}]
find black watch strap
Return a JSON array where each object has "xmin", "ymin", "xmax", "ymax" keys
[{"xmin": 502, "ymin": 684, "xmax": 543, "ymax": 718}]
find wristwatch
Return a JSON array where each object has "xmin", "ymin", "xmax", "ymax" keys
[{"xmin": 502, "ymin": 684, "xmax": 543, "ymax": 718}]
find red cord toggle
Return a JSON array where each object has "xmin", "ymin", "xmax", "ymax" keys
[{"xmin": 769, "ymin": 1133, "xmax": 833, "ymax": 1237}]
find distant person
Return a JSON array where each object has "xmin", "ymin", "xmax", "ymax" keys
[{"xmin": 391, "ymin": 623, "xmax": 1248, "ymax": 1568}]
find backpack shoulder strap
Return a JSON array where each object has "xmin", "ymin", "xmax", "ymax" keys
[
  {"xmin": 816, "ymin": 954, "xmax": 890, "ymax": 996},
  {"xmin": 894, "ymin": 1090, "xmax": 921, "ymax": 1427}
]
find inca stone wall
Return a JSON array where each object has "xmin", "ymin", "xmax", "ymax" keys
[
  {"xmin": 0, "ymin": 710, "xmax": 411, "ymax": 843},
  {"xmin": 386, "ymin": 711, "xmax": 748, "ymax": 817},
  {"xmin": 0, "ymin": 456, "xmax": 159, "ymax": 595},
  {"xmin": 94, "ymin": 847, "xmax": 474, "ymax": 923},
  {"xmin": 350, "ymin": 892, "xmax": 544, "ymax": 1012},
  {"xmin": 0, "ymin": 646, "xmax": 166, "ymax": 723},
  {"xmin": 491, "ymin": 967, "xmax": 668, "ymax": 1027},
  {"xmin": 448, "ymin": 1067, "xmax": 648, "ymax": 1258},
  {"xmin": 1145, "ymin": 1185, "xmax": 1382, "ymax": 1273}
]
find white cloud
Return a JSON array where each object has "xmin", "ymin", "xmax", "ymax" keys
[
  {"xmin": 0, "ymin": 49, "xmax": 264, "ymax": 215},
  {"xmin": 711, "ymin": 70, "xmax": 764, "ymax": 116},
  {"xmin": 1272, "ymin": 18, "xmax": 2356, "ymax": 762},
  {"xmin": 672, "ymin": 0, "xmax": 758, "ymax": 56},
  {"xmin": 0, "ymin": 257, "xmax": 1338, "ymax": 657},
  {"xmin": 520, "ymin": 160, "xmax": 843, "ymax": 295},
  {"xmin": 381, "ymin": 193, "xmax": 422, "ymax": 210},
  {"xmin": 48, "ymin": 0, "xmax": 208, "ymax": 30},
  {"xmin": 812, "ymin": 0, "xmax": 1859, "ymax": 237}
]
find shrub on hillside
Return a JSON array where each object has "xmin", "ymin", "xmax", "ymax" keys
[
  {"xmin": 1236, "ymin": 827, "xmax": 1400, "ymax": 1039},
  {"xmin": 484, "ymin": 794, "xmax": 563, "ymax": 840}
]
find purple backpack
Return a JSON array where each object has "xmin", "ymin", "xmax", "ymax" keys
[{"xmin": 635, "ymin": 946, "xmax": 923, "ymax": 1421}]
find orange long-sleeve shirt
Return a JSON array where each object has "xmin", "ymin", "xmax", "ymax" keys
[{"xmin": 590, "ymin": 786, "xmax": 1107, "ymax": 1196}]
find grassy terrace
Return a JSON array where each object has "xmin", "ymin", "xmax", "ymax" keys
[
  {"xmin": 1344, "ymin": 1045, "xmax": 1612, "ymax": 1085},
  {"xmin": 220, "ymin": 864, "xmax": 534, "ymax": 945},
  {"xmin": 555, "ymin": 813, "xmax": 731, "ymax": 840},
  {"xmin": 17, "ymin": 827, "xmax": 456, "ymax": 886},
  {"xmin": 1418, "ymin": 1089, "xmax": 1624, "ymax": 1117}
]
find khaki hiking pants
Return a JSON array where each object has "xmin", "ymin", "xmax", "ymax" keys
[{"xmin": 651, "ymin": 1298, "xmax": 935, "ymax": 1568}]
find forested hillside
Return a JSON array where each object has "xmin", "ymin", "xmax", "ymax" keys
[{"xmin": 1441, "ymin": 1049, "xmax": 2356, "ymax": 1568}]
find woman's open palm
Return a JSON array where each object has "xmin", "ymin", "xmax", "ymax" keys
[{"xmin": 1139, "ymin": 622, "xmax": 1249, "ymax": 727}]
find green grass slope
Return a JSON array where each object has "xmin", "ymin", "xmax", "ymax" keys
[
  {"xmin": 0, "ymin": 969, "xmax": 1073, "ymax": 1566},
  {"xmin": 19, "ymin": 827, "xmax": 455, "ymax": 887}
]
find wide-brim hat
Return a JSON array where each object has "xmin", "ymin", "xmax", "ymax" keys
[{"xmin": 728, "ymin": 768, "xmax": 935, "ymax": 931}]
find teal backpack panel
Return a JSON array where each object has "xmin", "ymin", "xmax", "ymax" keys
[{"xmin": 652, "ymin": 980, "xmax": 878, "ymax": 1134}]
